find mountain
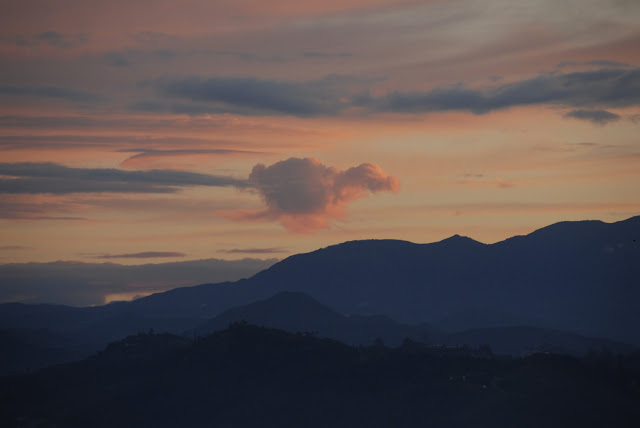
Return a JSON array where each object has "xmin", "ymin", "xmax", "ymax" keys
[
  {"xmin": 435, "ymin": 307, "xmax": 549, "ymax": 332},
  {"xmin": 190, "ymin": 291, "xmax": 633, "ymax": 355},
  {"xmin": 442, "ymin": 326, "xmax": 636, "ymax": 357},
  {"xmin": 188, "ymin": 291, "xmax": 433, "ymax": 346},
  {"xmin": 0, "ymin": 302, "xmax": 200, "ymax": 374},
  {"xmin": 126, "ymin": 215, "xmax": 640, "ymax": 344},
  {"xmin": 2, "ymin": 323, "xmax": 639, "ymax": 428},
  {"xmin": 1, "ymin": 215, "xmax": 638, "ymax": 370},
  {"xmin": 0, "ymin": 327, "xmax": 92, "ymax": 374}
]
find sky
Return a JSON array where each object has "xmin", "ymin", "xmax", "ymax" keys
[{"xmin": 0, "ymin": 0, "xmax": 639, "ymax": 305}]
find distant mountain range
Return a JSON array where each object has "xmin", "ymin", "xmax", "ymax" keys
[
  {"xmin": 128, "ymin": 215, "xmax": 640, "ymax": 343},
  {"xmin": 1, "ymin": 216, "xmax": 639, "ymax": 373},
  {"xmin": 189, "ymin": 291, "xmax": 634, "ymax": 356}
]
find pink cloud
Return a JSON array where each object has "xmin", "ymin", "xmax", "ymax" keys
[{"xmin": 226, "ymin": 157, "xmax": 399, "ymax": 232}]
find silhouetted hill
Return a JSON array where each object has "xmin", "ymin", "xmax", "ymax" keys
[
  {"xmin": 189, "ymin": 291, "xmax": 433, "ymax": 346},
  {"xmin": 436, "ymin": 307, "xmax": 547, "ymax": 332},
  {"xmin": 1, "ymin": 324, "xmax": 639, "ymax": 427},
  {"xmin": 191, "ymin": 292, "xmax": 633, "ymax": 355},
  {"xmin": 0, "ymin": 302, "xmax": 200, "ymax": 374},
  {"xmin": 0, "ymin": 328, "xmax": 92, "ymax": 374},
  {"xmin": 442, "ymin": 326, "xmax": 636, "ymax": 357},
  {"xmin": 128, "ymin": 215, "xmax": 640, "ymax": 343}
]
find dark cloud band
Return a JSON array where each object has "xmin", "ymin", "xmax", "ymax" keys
[
  {"xmin": 96, "ymin": 252, "xmax": 187, "ymax": 259},
  {"xmin": 218, "ymin": 247, "xmax": 289, "ymax": 254},
  {"xmin": 564, "ymin": 109, "xmax": 621, "ymax": 125},
  {"xmin": 141, "ymin": 67, "xmax": 639, "ymax": 118},
  {"xmin": 149, "ymin": 75, "xmax": 354, "ymax": 117},
  {"xmin": 0, "ymin": 85, "xmax": 104, "ymax": 103},
  {"xmin": 362, "ymin": 68, "xmax": 640, "ymax": 114},
  {"xmin": 0, "ymin": 162, "xmax": 249, "ymax": 194}
]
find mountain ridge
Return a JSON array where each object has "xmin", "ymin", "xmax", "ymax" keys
[
  {"xmin": 188, "ymin": 291, "xmax": 433, "ymax": 346},
  {"xmin": 139, "ymin": 215, "xmax": 639, "ymax": 342},
  {"xmin": 1, "ymin": 214, "xmax": 638, "ymax": 373}
]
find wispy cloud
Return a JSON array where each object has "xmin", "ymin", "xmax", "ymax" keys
[
  {"xmin": 0, "ymin": 162, "xmax": 249, "ymax": 194},
  {"xmin": 557, "ymin": 60, "xmax": 631, "ymax": 68},
  {"xmin": 149, "ymin": 75, "xmax": 356, "ymax": 117},
  {"xmin": 4, "ymin": 31, "xmax": 88, "ymax": 49},
  {"xmin": 564, "ymin": 109, "xmax": 621, "ymax": 125},
  {"xmin": 104, "ymin": 51, "xmax": 133, "ymax": 67},
  {"xmin": 0, "ymin": 85, "xmax": 104, "ymax": 103},
  {"xmin": 119, "ymin": 148, "xmax": 267, "ymax": 169},
  {"xmin": 94, "ymin": 252, "xmax": 186, "ymax": 259},
  {"xmin": 0, "ymin": 198, "xmax": 90, "ymax": 220},
  {"xmin": 0, "ymin": 245, "xmax": 31, "ymax": 251},
  {"xmin": 359, "ymin": 67, "xmax": 640, "ymax": 114},
  {"xmin": 218, "ymin": 247, "xmax": 288, "ymax": 254},
  {"xmin": 141, "ymin": 67, "xmax": 640, "ymax": 117},
  {"xmin": 130, "ymin": 31, "xmax": 178, "ymax": 44},
  {"xmin": 584, "ymin": 60, "xmax": 631, "ymax": 68},
  {"xmin": 458, "ymin": 174, "xmax": 514, "ymax": 188},
  {"xmin": 301, "ymin": 51, "xmax": 353, "ymax": 58}
]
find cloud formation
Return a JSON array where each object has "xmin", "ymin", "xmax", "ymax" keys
[
  {"xmin": 0, "ymin": 85, "xmax": 103, "ymax": 103},
  {"xmin": 4, "ymin": 31, "xmax": 88, "ymax": 49},
  {"xmin": 150, "ymin": 75, "xmax": 354, "ymax": 117},
  {"xmin": 218, "ymin": 247, "xmax": 289, "ymax": 254},
  {"xmin": 228, "ymin": 157, "xmax": 400, "ymax": 232},
  {"xmin": 362, "ymin": 67, "xmax": 640, "ymax": 114},
  {"xmin": 564, "ymin": 109, "xmax": 621, "ymax": 125},
  {"xmin": 142, "ymin": 67, "xmax": 639, "ymax": 117},
  {"xmin": 119, "ymin": 148, "xmax": 265, "ymax": 169},
  {"xmin": 0, "ymin": 162, "xmax": 249, "ymax": 194},
  {"xmin": 95, "ymin": 252, "xmax": 187, "ymax": 259},
  {"xmin": 104, "ymin": 51, "xmax": 133, "ymax": 67}
]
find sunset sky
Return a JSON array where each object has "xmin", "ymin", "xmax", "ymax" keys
[{"xmin": 1, "ymin": 0, "xmax": 639, "ymax": 304}]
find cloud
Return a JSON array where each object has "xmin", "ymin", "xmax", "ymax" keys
[
  {"xmin": 144, "ymin": 67, "xmax": 640, "ymax": 118},
  {"xmin": 361, "ymin": 67, "xmax": 640, "ymax": 114},
  {"xmin": 0, "ymin": 198, "xmax": 90, "ymax": 220},
  {"xmin": 131, "ymin": 31, "xmax": 178, "ymax": 44},
  {"xmin": 94, "ymin": 252, "xmax": 187, "ymax": 259},
  {"xmin": 0, "ymin": 258, "xmax": 277, "ymax": 306},
  {"xmin": 302, "ymin": 51, "xmax": 353, "ymax": 58},
  {"xmin": 564, "ymin": 109, "xmax": 621, "ymax": 125},
  {"xmin": 0, "ymin": 134, "xmax": 249, "ymax": 151},
  {"xmin": 227, "ymin": 157, "xmax": 400, "ymax": 232},
  {"xmin": 149, "ymin": 75, "xmax": 354, "ymax": 117},
  {"xmin": 556, "ymin": 61, "xmax": 580, "ymax": 68},
  {"xmin": 35, "ymin": 31, "xmax": 88, "ymax": 48},
  {"xmin": 104, "ymin": 52, "xmax": 132, "ymax": 67},
  {"xmin": 0, "ymin": 246, "xmax": 31, "ymax": 251},
  {"xmin": 0, "ymin": 85, "xmax": 104, "ymax": 103},
  {"xmin": 558, "ymin": 60, "xmax": 631, "ymax": 68},
  {"xmin": 0, "ymin": 162, "xmax": 249, "ymax": 194},
  {"xmin": 208, "ymin": 50, "xmax": 285, "ymax": 62},
  {"xmin": 119, "ymin": 148, "xmax": 266, "ymax": 169},
  {"xmin": 584, "ymin": 60, "xmax": 631, "ymax": 68},
  {"xmin": 5, "ymin": 31, "xmax": 88, "ymax": 49},
  {"xmin": 218, "ymin": 247, "xmax": 289, "ymax": 254},
  {"xmin": 458, "ymin": 174, "xmax": 514, "ymax": 188}
]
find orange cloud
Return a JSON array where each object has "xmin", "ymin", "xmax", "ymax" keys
[{"xmin": 226, "ymin": 157, "xmax": 400, "ymax": 232}]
